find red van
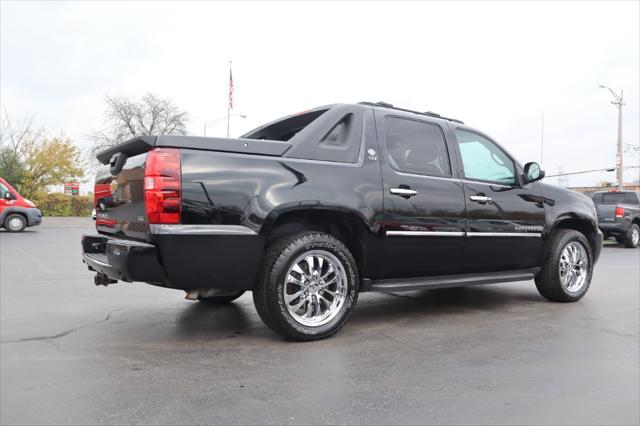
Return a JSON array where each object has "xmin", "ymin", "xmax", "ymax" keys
[{"xmin": 0, "ymin": 177, "xmax": 42, "ymax": 232}]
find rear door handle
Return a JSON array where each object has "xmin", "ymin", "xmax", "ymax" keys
[
  {"xmin": 390, "ymin": 187, "xmax": 418, "ymax": 197},
  {"xmin": 470, "ymin": 195, "xmax": 493, "ymax": 204}
]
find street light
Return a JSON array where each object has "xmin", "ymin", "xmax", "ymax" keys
[
  {"xmin": 599, "ymin": 84, "xmax": 625, "ymax": 190},
  {"xmin": 203, "ymin": 114, "xmax": 247, "ymax": 137}
]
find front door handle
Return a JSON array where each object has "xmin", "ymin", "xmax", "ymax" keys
[
  {"xmin": 390, "ymin": 187, "xmax": 418, "ymax": 198},
  {"xmin": 470, "ymin": 195, "xmax": 493, "ymax": 204}
]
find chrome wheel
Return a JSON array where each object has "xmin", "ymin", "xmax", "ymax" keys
[
  {"xmin": 632, "ymin": 227, "xmax": 639, "ymax": 246},
  {"xmin": 283, "ymin": 250, "xmax": 348, "ymax": 327},
  {"xmin": 8, "ymin": 216, "xmax": 24, "ymax": 231},
  {"xmin": 559, "ymin": 242, "xmax": 588, "ymax": 293}
]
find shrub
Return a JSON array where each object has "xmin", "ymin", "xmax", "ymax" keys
[{"xmin": 30, "ymin": 192, "xmax": 93, "ymax": 217}]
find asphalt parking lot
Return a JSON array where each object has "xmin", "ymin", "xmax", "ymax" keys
[{"xmin": 1, "ymin": 217, "xmax": 638, "ymax": 426}]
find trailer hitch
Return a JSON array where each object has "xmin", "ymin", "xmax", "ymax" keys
[{"xmin": 94, "ymin": 273, "xmax": 118, "ymax": 286}]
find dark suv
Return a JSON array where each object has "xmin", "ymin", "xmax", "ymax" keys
[{"xmin": 82, "ymin": 102, "xmax": 603, "ymax": 341}]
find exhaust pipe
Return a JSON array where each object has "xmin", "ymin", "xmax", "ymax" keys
[
  {"xmin": 94, "ymin": 273, "xmax": 117, "ymax": 286},
  {"xmin": 184, "ymin": 289, "xmax": 200, "ymax": 300},
  {"xmin": 184, "ymin": 289, "xmax": 220, "ymax": 300}
]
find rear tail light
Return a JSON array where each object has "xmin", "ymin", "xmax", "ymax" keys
[
  {"xmin": 144, "ymin": 148, "xmax": 181, "ymax": 224},
  {"xmin": 615, "ymin": 207, "xmax": 625, "ymax": 218}
]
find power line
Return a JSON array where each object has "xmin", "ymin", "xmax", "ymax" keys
[{"xmin": 546, "ymin": 165, "xmax": 638, "ymax": 178}]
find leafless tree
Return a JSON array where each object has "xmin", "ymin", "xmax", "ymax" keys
[
  {"xmin": 0, "ymin": 108, "xmax": 42, "ymax": 156},
  {"xmin": 90, "ymin": 93, "xmax": 189, "ymax": 154}
]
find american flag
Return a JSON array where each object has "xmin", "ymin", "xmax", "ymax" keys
[{"xmin": 228, "ymin": 64, "xmax": 234, "ymax": 110}]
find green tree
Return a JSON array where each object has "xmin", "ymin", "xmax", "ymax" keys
[
  {"xmin": 0, "ymin": 146, "xmax": 26, "ymax": 187},
  {"xmin": 1, "ymin": 109, "xmax": 85, "ymax": 196},
  {"xmin": 1, "ymin": 110, "xmax": 35, "ymax": 190},
  {"xmin": 21, "ymin": 135, "xmax": 85, "ymax": 197}
]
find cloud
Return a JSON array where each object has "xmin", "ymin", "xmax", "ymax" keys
[{"xmin": 1, "ymin": 0, "xmax": 638, "ymax": 186}]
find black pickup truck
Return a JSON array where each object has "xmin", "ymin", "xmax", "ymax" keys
[
  {"xmin": 592, "ymin": 190, "xmax": 640, "ymax": 248},
  {"xmin": 82, "ymin": 102, "xmax": 602, "ymax": 340}
]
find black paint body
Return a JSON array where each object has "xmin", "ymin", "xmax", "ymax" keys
[{"xmin": 85, "ymin": 103, "xmax": 602, "ymax": 291}]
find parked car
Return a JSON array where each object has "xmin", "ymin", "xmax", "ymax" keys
[
  {"xmin": 592, "ymin": 190, "xmax": 640, "ymax": 248},
  {"xmin": 81, "ymin": 102, "xmax": 603, "ymax": 340},
  {"xmin": 0, "ymin": 177, "xmax": 42, "ymax": 232}
]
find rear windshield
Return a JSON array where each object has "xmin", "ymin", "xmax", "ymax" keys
[
  {"xmin": 594, "ymin": 192, "xmax": 639, "ymax": 204},
  {"xmin": 242, "ymin": 109, "xmax": 328, "ymax": 142}
]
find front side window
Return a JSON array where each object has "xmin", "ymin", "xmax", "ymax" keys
[
  {"xmin": 0, "ymin": 183, "xmax": 8, "ymax": 198},
  {"xmin": 455, "ymin": 129, "xmax": 516, "ymax": 185},
  {"xmin": 384, "ymin": 117, "xmax": 451, "ymax": 176}
]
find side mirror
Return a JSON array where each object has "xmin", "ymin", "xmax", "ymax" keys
[
  {"xmin": 523, "ymin": 162, "xmax": 545, "ymax": 184},
  {"xmin": 4, "ymin": 192, "xmax": 16, "ymax": 201}
]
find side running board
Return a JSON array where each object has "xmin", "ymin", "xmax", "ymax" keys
[{"xmin": 364, "ymin": 268, "xmax": 540, "ymax": 293}]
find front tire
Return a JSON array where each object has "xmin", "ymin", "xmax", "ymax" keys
[
  {"xmin": 622, "ymin": 224, "xmax": 640, "ymax": 248},
  {"xmin": 4, "ymin": 214, "xmax": 26, "ymax": 232},
  {"xmin": 535, "ymin": 229, "xmax": 593, "ymax": 302},
  {"xmin": 253, "ymin": 232, "xmax": 359, "ymax": 341}
]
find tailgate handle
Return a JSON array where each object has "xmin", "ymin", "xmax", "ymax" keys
[{"xmin": 110, "ymin": 152, "xmax": 128, "ymax": 175}]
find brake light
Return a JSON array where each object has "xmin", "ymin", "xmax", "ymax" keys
[
  {"xmin": 615, "ymin": 207, "xmax": 625, "ymax": 218},
  {"xmin": 144, "ymin": 148, "xmax": 181, "ymax": 224}
]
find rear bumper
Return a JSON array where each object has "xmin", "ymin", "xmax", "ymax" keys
[
  {"xmin": 81, "ymin": 230, "xmax": 264, "ymax": 290},
  {"xmin": 81, "ymin": 234, "xmax": 166, "ymax": 284},
  {"xmin": 598, "ymin": 222, "xmax": 630, "ymax": 235}
]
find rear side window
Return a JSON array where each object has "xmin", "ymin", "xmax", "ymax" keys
[{"xmin": 384, "ymin": 117, "xmax": 451, "ymax": 176}]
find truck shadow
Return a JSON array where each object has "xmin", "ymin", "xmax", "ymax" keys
[
  {"xmin": 351, "ymin": 285, "xmax": 542, "ymax": 327},
  {"xmin": 173, "ymin": 285, "xmax": 542, "ymax": 340},
  {"xmin": 175, "ymin": 302, "xmax": 252, "ymax": 339}
]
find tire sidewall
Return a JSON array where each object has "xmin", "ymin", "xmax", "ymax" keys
[
  {"xmin": 270, "ymin": 235, "xmax": 359, "ymax": 338},
  {"xmin": 551, "ymin": 232, "xmax": 594, "ymax": 300},
  {"xmin": 5, "ymin": 214, "xmax": 26, "ymax": 232},
  {"xmin": 626, "ymin": 224, "xmax": 640, "ymax": 248}
]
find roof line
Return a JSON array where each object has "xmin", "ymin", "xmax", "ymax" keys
[{"xmin": 358, "ymin": 101, "xmax": 464, "ymax": 124}]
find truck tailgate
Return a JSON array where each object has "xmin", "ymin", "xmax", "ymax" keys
[
  {"xmin": 596, "ymin": 204, "xmax": 617, "ymax": 223},
  {"xmin": 95, "ymin": 152, "xmax": 148, "ymax": 240}
]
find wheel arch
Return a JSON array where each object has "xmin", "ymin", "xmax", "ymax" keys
[
  {"xmin": 259, "ymin": 205, "xmax": 372, "ymax": 275},
  {"xmin": 3, "ymin": 210, "xmax": 28, "ymax": 229},
  {"xmin": 548, "ymin": 214, "xmax": 599, "ymax": 255}
]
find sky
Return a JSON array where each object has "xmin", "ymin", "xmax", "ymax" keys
[{"xmin": 1, "ymin": 0, "xmax": 639, "ymax": 188}]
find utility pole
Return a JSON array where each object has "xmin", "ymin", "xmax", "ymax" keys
[
  {"xmin": 599, "ymin": 85, "xmax": 625, "ymax": 190},
  {"xmin": 540, "ymin": 109, "xmax": 545, "ymax": 164}
]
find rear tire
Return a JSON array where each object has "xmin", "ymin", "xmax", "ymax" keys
[
  {"xmin": 253, "ymin": 232, "xmax": 359, "ymax": 341},
  {"xmin": 535, "ymin": 229, "xmax": 593, "ymax": 302},
  {"xmin": 197, "ymin": 290, "xmax": 245, "ymax": 304},
  {"xmin": 4, "ymin": 214, "xmax": 26, "ymax": 232},
  {"xmin": 622, "ymin": 224, "xmax": 640, "ymax": 248}
]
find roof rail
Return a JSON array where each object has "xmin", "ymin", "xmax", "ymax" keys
[{"xmin": 359, "ymin": 101, "xmax": 464, "ymax": 124}]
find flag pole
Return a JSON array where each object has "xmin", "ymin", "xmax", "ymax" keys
[{"xmin": 226, "ymin": 60, "xmax": 232, "ymax": 138}]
